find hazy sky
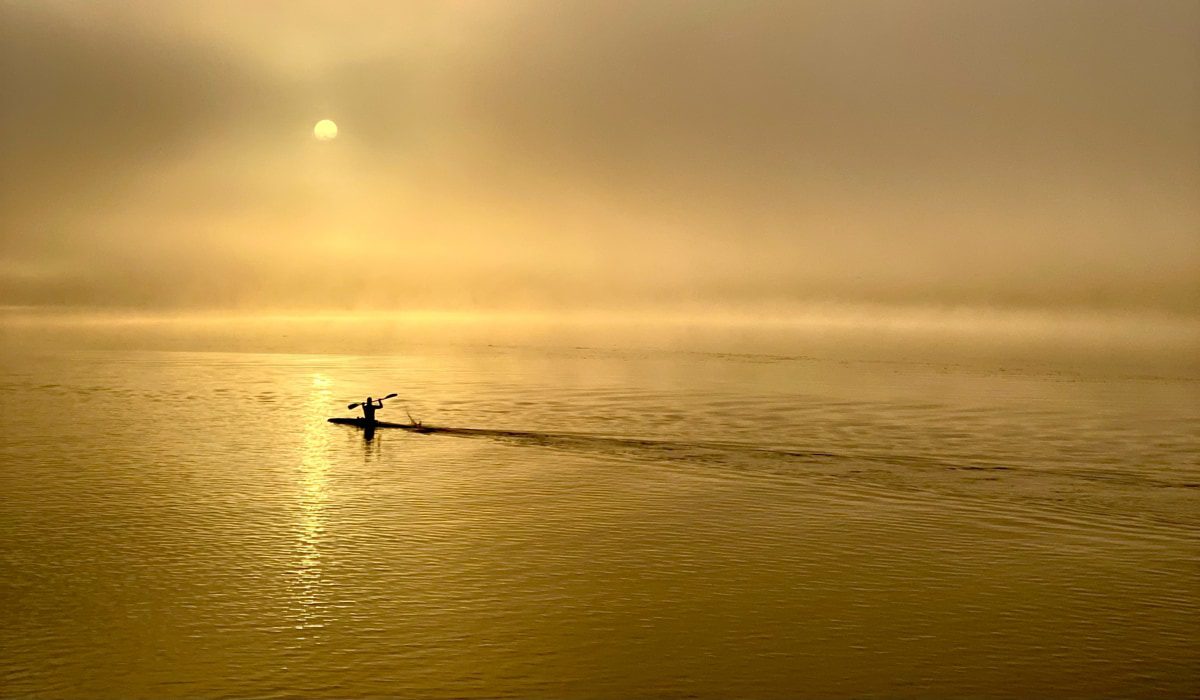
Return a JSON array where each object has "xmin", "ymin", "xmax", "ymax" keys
[{"xmin": 2, "ymin": 0, "xmax": 1197, "ymax": 316}]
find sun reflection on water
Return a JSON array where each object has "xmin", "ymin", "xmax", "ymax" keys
[{"xmin": 290, "ymin": 372, "xmax": 333, "ymax": 636}]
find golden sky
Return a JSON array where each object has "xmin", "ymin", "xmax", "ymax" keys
[{"xmin": 1, "ymin": 1, "xmax": 1197, "ymax": 316}]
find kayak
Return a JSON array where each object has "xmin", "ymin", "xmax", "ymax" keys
[{"xmin": 327, "ymin": 417, "xmax": 431, "ymax": 432}]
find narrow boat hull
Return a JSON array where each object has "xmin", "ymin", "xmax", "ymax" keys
[{"xmin": 327, "ymin": 417, "xmax": 429, "ymax": 432}]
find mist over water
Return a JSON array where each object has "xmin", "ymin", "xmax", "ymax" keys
[{"xmin": 4, "ymin": 307, "xmax": 1198, "ymax": 377}]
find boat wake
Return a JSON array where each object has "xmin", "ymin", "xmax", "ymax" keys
[{"xmin": 330, "ymin": 416, "xmax": 838, "ymax": 467}]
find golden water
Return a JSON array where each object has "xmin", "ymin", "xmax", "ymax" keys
[{"xmin": 1, "ymin": 336, "xmax": 1196, "ymax": 697}]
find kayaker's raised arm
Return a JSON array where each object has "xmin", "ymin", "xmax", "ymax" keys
[{"xmin": 353, "ymin": 392, "xmax": 398, "ymax": 422}]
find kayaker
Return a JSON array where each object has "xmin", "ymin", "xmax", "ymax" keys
[{"xmin": 360, "ymin": 396, "xmax": 385, "ymax": 423}]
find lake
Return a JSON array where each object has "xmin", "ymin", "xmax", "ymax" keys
[{"xmin": 1, "ymin": 319, "xmax": 1197, "ymax": 698}]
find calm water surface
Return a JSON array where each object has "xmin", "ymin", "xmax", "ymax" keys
[{"xmin": 1, "ymin": 337, "xmax": 1197, "ymax": 698}]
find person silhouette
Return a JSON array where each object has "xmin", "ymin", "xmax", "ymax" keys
[{"xmin": 360, "ymin": 396, "xmax": 384, "ymax": 423}]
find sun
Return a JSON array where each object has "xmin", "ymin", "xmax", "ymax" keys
[{"xmin": 313, "ymin": 119, "xmax": 338, "ymax": 142}]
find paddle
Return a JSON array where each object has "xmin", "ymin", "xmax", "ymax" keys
[{"xmin": 347, "ymin": 392, "xmax": 398, "ymax": 410}]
